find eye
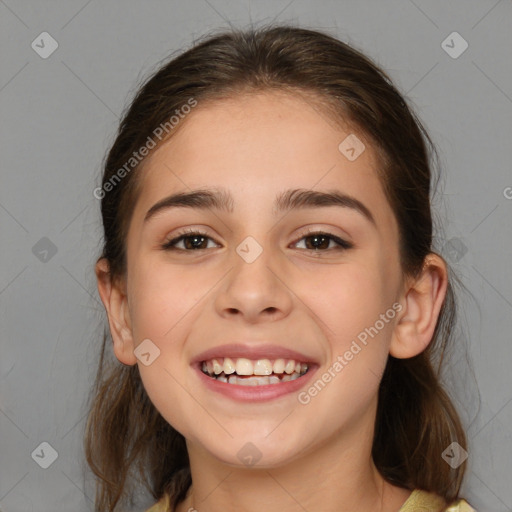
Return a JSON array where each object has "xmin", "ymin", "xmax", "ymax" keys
[
  {"xmin": 161, "ymin": 228, "xmax": 353, "ymax": 252},
  {"xmin": 292, "ymin": 230, "xmax": 353, "ymax": 251},
  {"xmin": 161, "ymin": 229, "xmax": 220, "ymax": 251}
]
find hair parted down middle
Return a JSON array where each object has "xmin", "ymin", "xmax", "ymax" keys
[{"xmin": 85, "ymin": 24, "xmax": 467, "ymax": 512}]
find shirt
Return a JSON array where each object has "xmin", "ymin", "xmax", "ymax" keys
[{"xmin": 145, "ymin": 488, "xmax": 476, "ymax": 511}]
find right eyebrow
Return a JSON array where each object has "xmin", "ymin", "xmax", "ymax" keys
[
  {"xmin": 143, "ymin": 187, "xmax": 376, "ymax": 227},
  {"xmin": 144, "ymin": 188, "xmax": 234, "ymax": 223}
]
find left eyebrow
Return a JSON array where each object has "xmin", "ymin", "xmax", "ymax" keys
[{"xmin": 144, "ymin": 187, "xmax": 376, "ymax": 227}]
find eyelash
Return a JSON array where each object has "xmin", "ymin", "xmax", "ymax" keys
[{"xmin": 161, "ymin": 227, "xmax": 353, "ymax": 252}]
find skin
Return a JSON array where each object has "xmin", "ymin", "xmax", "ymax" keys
[{"xmin": 96, "ymin": 91, "xmax": 448, "ymax": 512}]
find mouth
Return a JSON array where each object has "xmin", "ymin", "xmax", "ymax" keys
[
  {"xmin": 192, "ymin": 344, "xmax": 318, "ymax": 401},
  {"xmin": 201, "ymin": 357, "xmax": 310, "ymax": 386}
]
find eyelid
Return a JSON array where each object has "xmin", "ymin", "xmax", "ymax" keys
[
  {"xmin": 161, "ymin": 226, "xmax": 353, "ymax": 252},
  {"xmin": 162, "ymin": 227, "xmax": 218, "ymax": 249},
  {"xmin": 294, "ymin": 225, "xmax": 351, "ymax": 242},
  {"xmin": 291, "ymin": 226, "xmax": 353, "ymax": 250}
]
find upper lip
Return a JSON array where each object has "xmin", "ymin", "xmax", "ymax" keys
[{"xmin": 192, "ymin": 344, "xmax": 318, "ymax": 365}]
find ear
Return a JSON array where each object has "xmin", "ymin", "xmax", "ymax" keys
[
  {"xmin": 390, "ymin": 254, "xmax": 448, "ymax": 359},
  {"xmin": 95, "ymin": 258, "xmax": 137, "ymax": 365}
]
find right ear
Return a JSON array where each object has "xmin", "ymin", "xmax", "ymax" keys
[{"xmin": 95, "ymin": 258, "xmax": 137, "ymax": 365}]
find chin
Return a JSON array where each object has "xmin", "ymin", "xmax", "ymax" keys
[{"xmin": 203, "ymin": 435, "xmax": 308, "ymax": 470}]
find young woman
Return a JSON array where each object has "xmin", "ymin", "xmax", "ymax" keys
[{"xmin": 85, "ymin": 25, "xmax": 476, "ymax": 512}]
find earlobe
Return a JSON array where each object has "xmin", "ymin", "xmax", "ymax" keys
[
  {"xmin": 95, "ymin": 258, "xmax": 137, "ymax": 366},
  {"xmin": 390, "ymin": 254, "xmax": 448, "ymax": 359}
]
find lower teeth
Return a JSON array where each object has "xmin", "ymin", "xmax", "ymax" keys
[{"xmin": 207, "ymin": 372, "xmax": 305, "ymax": 386}]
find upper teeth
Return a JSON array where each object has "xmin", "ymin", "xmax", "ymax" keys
[{"xmin": 202, "ymin": 357, "xmax": 308, "ymax": 377}]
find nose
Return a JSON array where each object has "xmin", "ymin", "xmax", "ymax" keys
[{"xmin": 214, "ymin": 244, "xmax": 293, "ymax": 324}]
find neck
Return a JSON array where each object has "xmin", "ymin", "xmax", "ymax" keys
[{"xmin": 176, "ymin": 400, "xmax": 412, "ymax": 512}]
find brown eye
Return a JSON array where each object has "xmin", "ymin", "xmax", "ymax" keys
[
  {"xmin": 293, "ymin": 232, "xmax": 352, "ymax": 251},
  {"xmin": 162, "ymin": 231, "xmax": 219, "ymax": 251}
]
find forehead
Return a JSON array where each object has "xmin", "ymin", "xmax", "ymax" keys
[{"xmin": 130, "ymin": 91, "xmax": 396, "ymax": 234}]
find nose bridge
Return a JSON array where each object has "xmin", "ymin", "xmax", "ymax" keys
[{"xmin": 215, "ymin": 234, "xmax": 292, "ymax": 320}]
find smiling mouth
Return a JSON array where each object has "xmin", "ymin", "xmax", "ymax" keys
[{"xmin": 201, "ymin": 357, "xmax": 310, "ymax": 386}]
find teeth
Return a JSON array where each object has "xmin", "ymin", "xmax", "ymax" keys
[
  {"xmin": 220, "ymin": 375, "xmax": 292, "ymax": 386},
  {"xmin": 253, "ymin": 359, "xmax": 273, "ymax": 375},
  {"xmin": 201, "ymin": 356, "xmax": 310, "ymax": 385},
  {"xmin": 284, "ymin": 360, "xmax": 296, "ymax": 374},
  {"xmin": 239, "ymin": 376, "xmax": 270, "ymax": 386},
  {"xmin": 212, "ymin": 359, "xmax": 223, "ymax": 375},
  {"xmin": 224, "ymin": 357, "xmax": 236, "ymax": 375},
  {"xmin": 235, "ymin": 358, "xmax": 253, "ymax": 375},
  {"xmin": 273, "ymin": 359, "xmax": 285, "ymax": 373},
  {"xmin": 239, "ymin": 377, "xmax": 258, "ymax": 386}
]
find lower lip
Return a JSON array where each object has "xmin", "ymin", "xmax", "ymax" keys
[{"xmin": 194, "ymin": 364, "xmax": 318, "ymax": 402}]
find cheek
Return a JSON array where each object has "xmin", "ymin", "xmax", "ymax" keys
[
  {"xmin": 126, "ymin": 262, "xmax": 201, "ymax": 433},
  {"xmin": 127, "ymin": 260, "xmax": 202, "ymax": 342},
  {"xmin": 305, "ymin": 261, "xmax": 391, "ymax": 346},
  {"xmin": 301, "ymin": 267, "xmax": 394, "ymax": 416},
  {"xmin": 137, "ymin": 362, "xmax": 195, "ymax": 441}
]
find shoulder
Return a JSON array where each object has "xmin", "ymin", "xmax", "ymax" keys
[
  {"xmin": 145, "ymin": 493, "xmax": 170, "ymax": 512},
  {"xmin": 445, "ymin": 498, "xmax": 477, "ymax": 512},
  {"xmin": 399, "ymin": 489, "xmax": 477, "ymax": 512},
  {"xmin": 146, "ymin": 489, "xmax": 477, "ymax": 512}
]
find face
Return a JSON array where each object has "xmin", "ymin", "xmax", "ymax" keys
[{"xmin": 120, "ymin": 91, "xmax": 404, "ymax": 467}]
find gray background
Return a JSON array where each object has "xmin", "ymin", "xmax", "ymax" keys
[{"xmin": 1, "ymin": 1, "xmax": 511, "ymax": 511}]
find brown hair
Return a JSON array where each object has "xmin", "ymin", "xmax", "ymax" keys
[{"xmin": 85, "ymin": 24, "xmax": 468, "ymax": 511}]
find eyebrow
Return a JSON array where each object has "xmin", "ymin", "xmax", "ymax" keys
[{"xmin": 144, "ymin": 187, "xmax": 376, "ymax": 226}]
